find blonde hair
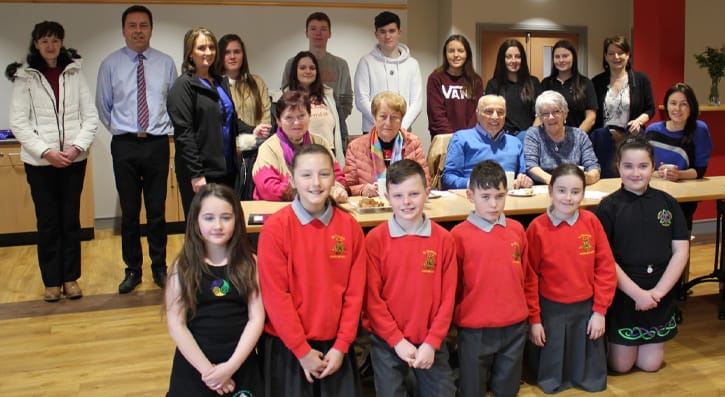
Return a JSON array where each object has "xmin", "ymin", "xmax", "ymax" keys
[
  {"xmin": 181, "ymin": 27, "xmax": 217, "ymax": 73},
  {"xmin": 371, "ymin": 91, "xmax": 407, "ymax": 118}
]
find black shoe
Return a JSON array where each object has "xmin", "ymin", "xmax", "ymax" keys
[
  {"xmin": 152, "ymin": 268, "xmax": 167, "ymax": 289},
  {"xmin": 118, "ymin": 272, "xmax": 141, "ymax": 294}
]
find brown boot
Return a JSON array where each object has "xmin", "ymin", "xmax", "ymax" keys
[
  {"xmin": 44, "ymin": 287, "xmax": 61, "ymax": 302},
  {"xmin": 63, "ymin": 281, "xmax": 83, "ymax": 299}
]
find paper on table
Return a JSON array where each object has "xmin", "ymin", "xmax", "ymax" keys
[{"xmin": 585, "ymin": 190, "xmax": 610, "ymax": 199}]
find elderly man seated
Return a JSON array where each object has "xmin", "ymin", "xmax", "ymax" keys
[{"xmin": 442, "ymin": 94, "xmax": 533, "ymax": 189}]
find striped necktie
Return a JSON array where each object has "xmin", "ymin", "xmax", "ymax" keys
[{"xmin": 137, "ymin": 53, "xmax": 149, "ymax": 132}]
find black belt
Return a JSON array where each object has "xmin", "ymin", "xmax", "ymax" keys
[{"xmin": 113, "ymin": 133, "xmax": 168, "ymax": 141}]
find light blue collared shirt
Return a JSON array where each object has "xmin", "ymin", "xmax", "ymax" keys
[
  {"xmin": 546, "ymin": 206, "xmax": 579, "ymax": 226},
  {"xmin": 291, "ymin": 196, "xmax": 334, "ymax": 226},
  {"xmin": 388, "ymin": 214, "xmax": 432, "ymax": 238},
  {"xmin": 96, "ymin": 47, "xmax": 177, "ymax": 135},
  {"xmin": 466, "ymin": 211, "xmax": 507, "ymax": 232}
]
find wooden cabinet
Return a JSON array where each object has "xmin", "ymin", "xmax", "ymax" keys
[{"xmin": 0, "ymin": 141, "xmax": 94, "ymax": 245}]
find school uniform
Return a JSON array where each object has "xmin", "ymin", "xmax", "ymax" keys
[
  {"xmin": 595, "ymin": 186, "xmax": 689, "ymax": 346},
  {"xmin": 257, "ymin": 198, "xmax": 365, "ymax": 397},
  {"xmin": 365, "ymin": 215, "xmax": 457, "ymax": 397},
  {"xmin": 451, "ymin": 213, "xmax": 528, "ymax": 397},
  {"xmin": 525, "ymin": 209, "xmax": 617, "ymax": 394}
]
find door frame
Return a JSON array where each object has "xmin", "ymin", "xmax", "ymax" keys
[{"xmin": 475, "ymin": 23, "xmax": 590, "ymax": 82}]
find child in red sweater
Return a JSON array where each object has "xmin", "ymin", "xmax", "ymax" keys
[
  {"xmin": 365, "ymin": 159, "xmax": 457, "ymax": 397},
  {"xmin": 525, "ymin": 163, "xmax": 617, "ymax": 394},
  {"xmin": 257, "ymin": 144, "xmax": 366, "ymax": 397},
  {"xmin": 451, "ymin": 160, "xmax": 529, "ymax": 397}
]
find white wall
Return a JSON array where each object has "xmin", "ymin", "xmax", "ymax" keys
[
  {"xmin": 0, "ymin": 3, "xmax": 405, "ymax": 219},
  {"xmin": 685, "ymin": 0, "xmax": 725, "ymax": 105}
]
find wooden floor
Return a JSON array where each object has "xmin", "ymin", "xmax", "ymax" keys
[{"xmin": 0, "ymin": 230, "xmax": 724, "ymax": 396}]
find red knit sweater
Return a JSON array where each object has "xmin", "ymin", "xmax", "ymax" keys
[
  {"xmin": 451, "ymin": 218, "xmax": 529, "ymax": 328},
  {"xmin": 525, "ymin": 210, "xmax": 617, "ymax": 324},
  {"xmin": 258, "ymin": 205, "xmax": 366, "ymax": 359},
  {"xmin": 364, "ymin": 221, "xmax": 457, "ymax": 349}
]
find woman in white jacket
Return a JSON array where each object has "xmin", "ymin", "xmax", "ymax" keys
[
  {"xmin": 283, "ymin": 51, "xmax": 343, "ymax": 164},
  {"xmin": 7, "ymin": 21, "xmax": 97, "ymax": 302}
]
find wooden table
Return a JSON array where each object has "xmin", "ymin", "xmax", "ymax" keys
[
  {"xmin": 242, "ymin": 176, "xmax": 725, "ymax": 319},
  {"xmin": 242, "ymin": 176, "xmax": 725, "ymax": 233}
]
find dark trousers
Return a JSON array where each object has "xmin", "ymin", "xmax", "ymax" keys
[
  {"xmin": 369, "ymin": 333, "xmax": 456, "ymax": 397},
  {"xmin": 457, "ymin": 322, "xmax": 527, "ymax": 397},
  {"xmin": 25, "ymin": 160, "xmax": 86, "ymax": 287},
  {"xmin": 111, "ymin": 135, "xmax": 169, "ymax": 275}
]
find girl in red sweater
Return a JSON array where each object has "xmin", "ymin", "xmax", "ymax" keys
[
  {"xmin": 258, "ymin": 143, "xmax": 366, "ymax": 397},
  {"xmin": 525, "ymin": 164, "xmax": 617, "ymax": 394}
]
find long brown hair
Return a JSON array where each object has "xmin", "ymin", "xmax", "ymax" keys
[
  {"xmin": 216, "ymin": 34, "xmax": 264, "ymax": 124},
  {"xmin": 434, "ymin": 34, "xmax": 480, "ymax": 99},
  {"xmin": 170, "ymin": 184, "xmax": 258, "ymax": 318},
  {"xmin": 492, "ymin": 39, "xmax": 537, "ymax": 110}
]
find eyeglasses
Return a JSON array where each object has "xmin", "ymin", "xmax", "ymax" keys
[
  {"xmin": 539, "ymin": 110, "xmax": 563, "ymax": 119},
  {"xmin": 481, "ymin": 108, "xmax": 505, "ymax": 116}
]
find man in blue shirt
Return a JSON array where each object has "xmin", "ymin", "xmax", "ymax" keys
[
  {"xmin": 442, "ymin": 95, "xmax": 533, "ymax": 189},
  {"xmin": 96, "ymin": 5, "xmax": 177, "ymax": 294}
]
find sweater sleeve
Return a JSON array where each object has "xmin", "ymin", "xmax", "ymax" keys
[
  {"xmin": 525, "ymin": 220, "xmax": 543, "ymax": 324},
  {"xmin": 426, "ymin": 72, "xmax": 453, "ymax": 136},
  {"xmin": 354, "ymin": 57, "xmax": 375, "ymax": 130},
  {"xmin": 590, "ymin": 215, "xmax": 617, "ymax": 315},
  {"xmin": 441, "ymin": 134, "xmax": 468, "ymax": 189},
  {"xmin": 576, "ymin": 128, "xmax": 601, "ymax": 171},
  {"xmin": 333, "ymin": 223, "xmax": 367, "ymax": 354},
  {"xmin": 365, "ymin": 230, "xmax": 406, "ymax": 347},
  {"xmin": 401, "ymin": 59, "xmax": 423, "ymax": 131},
  {"xmin": 423, "ymin": 232, "xmax": 458, "ymax": 349},
  {"xmin": 252, "ymin": 140, "xmax": 290, "ymax": 201},
  {"xmin": 523, "ymin": 127, "xmax": 543, "ymax": 171},
  {"xmin": 257, "ymin": 215, "xmax": 313, "ymax": 359}
]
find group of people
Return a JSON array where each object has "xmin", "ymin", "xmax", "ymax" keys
[
  {"xmin": 165, "ymin": 135, "xmax": 687, "ymax": 397},
  {"xmin": 3, "ymin": 2, "xmax": 711, "ymax": 396}
]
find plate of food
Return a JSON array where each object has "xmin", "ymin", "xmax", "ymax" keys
[
  {"xmin": 350, "ymin": 197, "xmax": 392, "ymax": 213},
  {"xmin": 508, "ymin": 188, "xmax": 535, "ymax": 197}
]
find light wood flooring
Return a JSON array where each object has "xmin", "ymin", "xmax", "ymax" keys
[{"xmin": 0, "ymin": 230, "xmax": 723, "ymax": 396}]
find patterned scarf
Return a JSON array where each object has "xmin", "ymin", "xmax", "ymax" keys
[
  {"xmin": 277, "ymin": 127, "xmax": 312, "ymax": 168},
  {"xmin": 370, "ymin": 127, "xmax": 404, "ymax": 180}
]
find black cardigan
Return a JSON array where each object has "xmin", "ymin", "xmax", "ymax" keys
[
  {"xmin": 591, "ymin": 69, "xmax": 655, "ymax": 129},
  {"xmin": 167, "ymin": 72, "xmax": 253, "ymax": 178}
]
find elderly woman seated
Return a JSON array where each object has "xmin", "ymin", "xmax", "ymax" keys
[
  {"xmin": 523, "ymin": 90, "xmax": 600, "ymax": 184},
  {"xmin": 344, "ymin": 91, "xmax": 430, "ymax": 197},
  {"xmin": 252, "ymin": 90, "xmax": 348, "ymax": 201}
]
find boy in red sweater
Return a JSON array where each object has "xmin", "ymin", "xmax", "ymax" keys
[
  {"xmin": 451, "ymin": 160, "xmax": 529, "ymax": 397},
  {"xmin": 365, "ymin": 159, "xmax": 457, "ymax": 397}
]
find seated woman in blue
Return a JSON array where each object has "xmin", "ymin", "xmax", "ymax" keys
[
  {"xmin": 523, "ymin": 90, "xmax": 600, "ymax": 185},
  {"xmin": 644, "ymin": 82, "xmax": 713, "ymax": 229}
]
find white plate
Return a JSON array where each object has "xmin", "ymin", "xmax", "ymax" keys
[
  {"xmin": 508, "ymin": 188, "xmax": 535, "ymax": 197},
  {"xmin": 350, "ymin": 199, "xmax": 392, "ymax": 213},
  {"xmin": 428, "ymin": 191, "xmax": 442, "ymax": 199}
]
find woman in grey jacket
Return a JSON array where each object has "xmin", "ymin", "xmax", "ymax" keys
[{"xmin": 7, "ymin": 21, "xmax": 97, "ymax": 302}]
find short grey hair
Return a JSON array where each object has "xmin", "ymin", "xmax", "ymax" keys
[{"xmin": 535, "ymin": 90, "xmax": 569, "ymax": 116}]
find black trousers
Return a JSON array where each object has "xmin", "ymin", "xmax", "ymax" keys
[
  {"xmin": 111, "ymin": 134, "xmax": 169, "ymax": 275},
  {"xmin": 25, "ymin": 160, "xmax": 86, "ymax": 287},
  {"xmin": 177, "ymin": 170, "xmax": 236, "ymax": 219}
]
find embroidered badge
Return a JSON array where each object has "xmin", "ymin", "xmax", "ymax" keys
[
  {"xmin": 657, "ymin": 209, "xmax": 673, "ymax": 227},
  {"xmin": 511, "ymin": 242, "xmax": 522, "ymax": 263},
  {"xmin": 422, "ymin": 250, "xmax": 437, "ymax": 273},
  {"xmin": 330, "ymin": 234, "xmax": 347, "ymax": 258},
  {"xmin": 232, "ymin": 391, "xmax": 254, "ymax": 397},
  {"xmin": 211, "ymin": 279, "xmax": 230, "ymax": 297},
  {"xmin": 578, "ymin": 234, "xmax": 594, "ymax": 255}
]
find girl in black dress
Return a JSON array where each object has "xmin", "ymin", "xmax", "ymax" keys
[
  {"xmin": 595, "ymin": 137, "xmax": 689, "ymax": 373},
  {"xmin": 165, "ymin": 184, "xmax": 264, "ymax": 396}
]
